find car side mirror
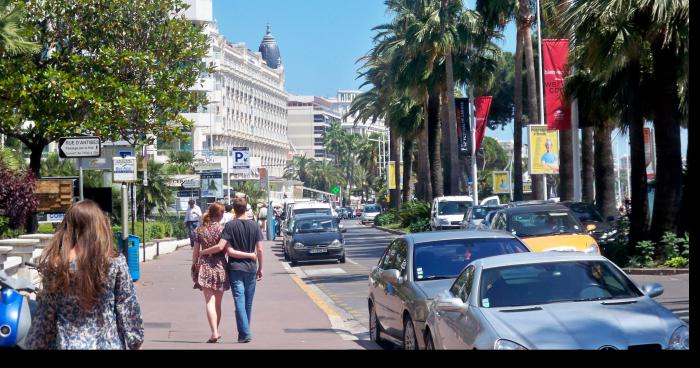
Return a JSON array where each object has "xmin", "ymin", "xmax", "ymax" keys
[
  {"xmin": 607, "ymin": 216, "xmax": 615, "ymax": 222},
  {"xmin": 436, "ymin": 296, "xmax": 468, "ymax": 313},
  {"xmin": 586, "ymin": 224, "xmax": 597, "ymax": 231},
  {"xmin": 641, "ymin": 283, "xmax": 664, "ymax": 298},
  {"xmin": 380, "ymin": 269, "xmax": 403, "ymax": 285}
]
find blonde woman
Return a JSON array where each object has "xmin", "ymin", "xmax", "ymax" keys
[{"xmin": 25, "ymin": 200, "xmax": 144, "ymax": 350}]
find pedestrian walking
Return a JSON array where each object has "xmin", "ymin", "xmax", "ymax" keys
[
  {"xmin": 258, "ymin": 203, "xmax": 268, "ymax": 239},
  {"xmin": 199, "ymin": 197, "xmax": 263, "ymax": 343},
  {"xmin": 191, "ymin": 203, "xmax": 229, "ymax": 343},
  {"xmin": 185, "ymin": 199, "xmax": 202, "ymax": 248},
  {"xmin": 24, "ymin": 200, "xmax": 144, "ymax": 350},
  {"xmin": 220, "ymin": 204, "xmax": 234, "ymax": 225}
]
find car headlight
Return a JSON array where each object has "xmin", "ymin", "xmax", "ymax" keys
[
  {"xmin": 583, "ymin": 244, "xmax": 600, "ymax": 255},
  {"xmin": 494, "ymin": 339, "xmax": 528, "ymax": 350},
  {"xmin": 669, "ymin": 326, "xmax": 689, "ymax": 350},
  {"xmin": 293, "ymin": 242, "xmax": 305, "ymax": 249},
  {"xmin": 329, "ymin": 239, "xmax": 343, "ymax": 248}
]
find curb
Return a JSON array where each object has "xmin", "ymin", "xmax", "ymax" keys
[
  {"xmin": 623, "ymin": 268, "xmax": 689, "ymax": 275},
  {"xmin": 375, "ymin": 226, "xmax": 407, "ymax": 235}
]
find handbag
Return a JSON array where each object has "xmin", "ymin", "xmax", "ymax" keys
[{"xmin": 191, "ymin": 260, "xmax": 202, "ymax": 290}]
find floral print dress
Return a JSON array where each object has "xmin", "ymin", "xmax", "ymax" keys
[
  {"xmin": 195, "ymin": 223, "xmax": 229, "ymax": 291},
  {"xmin": 24, "ymin": 254, "xmax": 144, "ymax": 350}
]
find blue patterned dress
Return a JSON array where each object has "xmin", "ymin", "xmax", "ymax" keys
[{"xmin": 24, "ymin": 254, "xmax": 144, "ymax": 350}]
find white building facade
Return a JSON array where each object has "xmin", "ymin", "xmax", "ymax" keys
[{"xmin": 163, "ymin": 0, "xmax": 289, "ymax": 178}]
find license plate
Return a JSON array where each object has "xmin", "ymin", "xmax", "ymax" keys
[{"xmin": 309, "ymin": 248, "xmax": 328, "ymax": 254}]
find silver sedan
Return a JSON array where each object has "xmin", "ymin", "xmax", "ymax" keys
[
  {"xmin": 424, "ymin": 252, "xmax": 689, "ymax": 350},
  {"xmin": 368, "ymin": 231, "xmax": 531, "ymax": 350}
]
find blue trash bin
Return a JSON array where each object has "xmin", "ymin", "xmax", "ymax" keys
[{"xmin": 116, "ymin": 232, "xmax": 140, "ymax": 282}]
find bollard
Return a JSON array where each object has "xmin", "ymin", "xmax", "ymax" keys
[{"xmin": 0, "ymin": 239, "xmax": 40, "ymax": 281}]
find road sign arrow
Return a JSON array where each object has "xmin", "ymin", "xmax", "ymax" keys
[{"xmin": 59, "ymin": 136, "xmax": 101, "ymax": 158}]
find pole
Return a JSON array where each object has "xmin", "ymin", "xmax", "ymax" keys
[
  {"xmin": 121, "ymin": 183, "xmax": 129, "ymax": 261},
  {"xmin": 227, "ymin": 145, "xmax": 231, "ymax": 205},
  {"xmin": 143, "ymin": 147, "xmax": 148, "ymax": 255},
  {"xmin": 468, "ymin": 88, "xmax": 479, "ymax": 204},
  {"xmin": 79, "ymin": 158, "xmax": 84, "ymax": 201},
  {"xmin": 536, "ymin": 0, "xmax": 548, "ymax": 202}
]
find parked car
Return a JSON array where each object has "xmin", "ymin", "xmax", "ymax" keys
[
  {"xmin": 431, "ymin": 196, "xmax": 500, "ymax": 231},
  {"xmin": 368, "ymin": 231, "xmax": 531, "ymax": 350},
  {"xmin": 337, "ymin": 208, "xmax": 348, "ymax": 220},
  {"xmin": 460, "ymin": 205, "xmax": 506, "ymax": 230},
  {"xmin": 425, "ymin": 252, "xmax": 689, "ymax": 350},
  {"xmin": 506, "ymin": 200, "xmax": 558, "ymax": 207},
  {"xmin": 488, "ymin": 204, "xmax": 601, "ymax": 254},
  {"xmin": 284, "ymin": 215, "xmax": 346, "ymax": 266},
  {"xmin": 361, "ymin": 204, "xmax": 382, "ymax": 225},
  {"xmin": 560, "ymin": 201, "xmax": 617, "ymax": 247},
  {"xmin": 345, "ymin": 207, "xmax": 355, "ymax": 219}
]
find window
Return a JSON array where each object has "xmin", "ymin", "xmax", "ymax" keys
[
  {"xmin": 389, "ymin": 240, "xmax": 408, "ymax": 276},
  {"xmin": 314, "ymin": 114, "xmax": 325, "ymax": 123},
  {"xmin": 314, "ymin": 137, "xmax": 325, "ymax": 146},
  {"xmin": 450, "ymin": 266, "xmax": 475, "ymax": 303},
  {"xmin": 437, "ymin": 201, "xmax": 473, "ymax": 215},
  {"xmin": 380, "ymin": 240, "xmax": 400, "ymax": 270}
]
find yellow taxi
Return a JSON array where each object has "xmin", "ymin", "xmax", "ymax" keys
[{"xmin": 488, "ymin": 204, "xmax": 601, "ymax": 254}]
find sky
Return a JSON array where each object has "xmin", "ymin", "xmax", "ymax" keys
[{"xmin": 212, "ymin": 1, "xmax": 686, "ymax": 159}]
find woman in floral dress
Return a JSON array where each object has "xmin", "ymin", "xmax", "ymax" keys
[
  {"xmin": 192, "ymin": 202, "xmax": 229, "ymax": 343},
  {"xmin": 25, "ymin": 200, "xmax": 143, "ymax": 350}
]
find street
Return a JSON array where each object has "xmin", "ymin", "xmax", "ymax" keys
[{"xmin": 279, "ymin": 220, "xmax": 689, "ymax": 349}]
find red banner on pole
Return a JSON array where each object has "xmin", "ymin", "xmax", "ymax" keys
[
  {"xmin": 474, "ymin": 96, "xmax": 493, "ymax": 152},
  {"xmin": 543, "ymin": 39, "xmax": 571, "ymax": 130}
]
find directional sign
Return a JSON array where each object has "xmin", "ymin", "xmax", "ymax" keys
[
  {"xmin": 113, "ymin": 157, "xmax": 138, "ymax": 182},
  {"xmin": 331, "ymin": 185, "xmax": 341, "ymax": 195},
  {"xmin": 58, "ymin": 136, "xmax": 101, "ymax": 159},
  {"xmin": 232, "ymin": 147, "xmax": 250, "ymax": 173}
]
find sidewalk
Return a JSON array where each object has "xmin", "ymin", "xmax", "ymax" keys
[{"xmin": 135, "ymin": 241, "xmax": 369, "ymax": 349}]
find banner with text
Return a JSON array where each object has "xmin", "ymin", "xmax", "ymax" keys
[
  {"xmin": 543, "ymin": 39, "xmax": 571, "ymax": 130},
  {"xmin": 643, "ymin": 127, "xmax": 656, "ymax": 180},
  {"xmin": 474, "ymin": 96, "xmax": 493, "ymax": 152},
  {"xmin": 455, "ymin": 98, "xmax": 471, "ymax": 154},
  {"xmin": 492, "ymin": 171, "xmax": 511, "ymax": 194}
]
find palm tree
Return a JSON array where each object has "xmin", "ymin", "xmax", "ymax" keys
[
  {"xmin": 0, "ymin": 0, "xmax": 38, "ymax": 56},
  {"xmin": 41, "ymin": 152, "xmax": 77, "ymax": 177},
  {"xmin": 284, "ymin": 155, "xmax": 316, "ymax": 184},
  {"xmin": 137, "ymin": 160, "xmax": 174, "ymax": 217},
  {"xmin": 164, "ymin": 150, "xmax": 195, "ymax": 175},
  {"xmin": 0, "ymin": 146, "xmax": 23, "ymax": 170}
]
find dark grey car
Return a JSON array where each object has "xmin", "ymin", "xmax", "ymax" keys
[{"xmin": 367, "ymin": 231, "xmax": 531, "ymax": 350}]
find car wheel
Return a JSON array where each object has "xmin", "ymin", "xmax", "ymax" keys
[
  {"xmin": 339, "ymin": 252, "xmax": 346, "ymax": 264},
  {"xmin": 403, "ymin": 316, "xmax": 418, "ymax": 350},
  {"xmin": 425, "ymin": 331, "xmax": 435, "ymax": 350},
  {"xmin": 369, "ymin": 304, "xmax": 387, "ymax": 347}
]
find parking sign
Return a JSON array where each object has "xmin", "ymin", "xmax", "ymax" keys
[{"xmin": 232, "ymin": 147, "xmax": 250, "ymax": 174}]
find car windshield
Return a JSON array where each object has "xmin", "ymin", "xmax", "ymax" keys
[
  {"xmin": 471, "ymin": 207, "xmax": 489, "ymax": 220},
  {"xmin": 438, "ymin": 201, "xmax": 472, "ymax": 215},
  {"xmin": 364, "ymin": 205, "xmax": 381, "ymax": 213},
  {"xmin": 294, "ymin": 208, "xmax": 332, "ymax": 216},
  {"xmin": 479, "ymin": 261, "xmax": 642, "ymax": 308},
  {"xmin": 413, "ymin": 239, "xmax": 529, "ymax": 281},
  {"xmin": 567, "ymin": 203, "xmax": 605, "ymax": 222},
  {"xmin": 294, "ymin": 218, "xmax": 337, "ymax": 233},
  {"xmin": 508, "ymin": 210, "xmax": 584, "ymax": 237}
]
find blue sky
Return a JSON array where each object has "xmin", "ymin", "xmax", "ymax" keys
[{"xmin": 212, "ymin": 1, "xmax": 685, "ymax": 158}]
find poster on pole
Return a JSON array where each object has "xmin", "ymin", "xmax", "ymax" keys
[
  {"xmin": 388, "ymin": 161, "xmax": 404, "ymax": 190},
  {"xmin": 528, "ymin": 125, "xmax": 560, "ymax": 175},
  {"xmin": 474, "ymin": 96, "xmax": 493, "ymax": 152},
  {"xmin": 543, "ymin": 39, "xmax": 571, "ymax": 130},
  {"xmin": 258, "ymin": 167, "xmax": 269, "ymax": 191},
  {"xmin": 643, "ymin": 127, "xmax": 656, "ymax": 180},
  {"xmin": 197, "ymin": 162, "xmax": 223, "ymax": 198},
  {"xmin": 231, "ymin": 147, "xmax": 250, "ymax": 174},
  {"xmin": 492, "ymin": 171, "xmax": 511, "ymax": 194},
  {"xmin": 112, "ymin": 157, "xmax": 138, "ymax": 182},
  {"xmin": 455, "ymin": 98, "xmax": 471, "ymax": 154}
]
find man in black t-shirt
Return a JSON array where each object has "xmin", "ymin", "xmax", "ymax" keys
[{"xmin": 198, "ymin": 197, "xmax": 263, "ymax": 343}]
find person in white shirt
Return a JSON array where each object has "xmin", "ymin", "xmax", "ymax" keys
[
  {"xmin": 258, "ymin": 204, "xmax": 268, "ymax": 239},
  {"xmin": 221, "ymin": 204, "xmax": 235, "ymax": 224},
  {"xmin": 185, "ymin": 200, "xmax": 203, "ymax": 248}
]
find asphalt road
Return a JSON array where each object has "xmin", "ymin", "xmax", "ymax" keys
[{"xmin": 281, "ymin": 219, "xmax": 689, "ymax": 349}]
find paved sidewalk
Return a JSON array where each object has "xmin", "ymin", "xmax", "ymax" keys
[{"xmin": 135, "ymin": 241, "xmax": 370, "ymax": 349}]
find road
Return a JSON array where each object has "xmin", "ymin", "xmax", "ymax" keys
[{"xmin": 280, "ymin": 219, "xmax": 689, "ymax": 349}]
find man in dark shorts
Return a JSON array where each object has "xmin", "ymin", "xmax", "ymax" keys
[{"xmin": 220, "ymin": 197, "xmax": 263, "ymax": 343}]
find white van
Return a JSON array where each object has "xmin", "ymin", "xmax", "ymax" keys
[{"xmin": 430, "ymin": 195, "xmax": 500, "ymax": 231}]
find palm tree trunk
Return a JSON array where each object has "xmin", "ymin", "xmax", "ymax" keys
[
  {"xmin": 513, "ymin": 28, "xmax": 524, "ymax": 201},
  {"xmin": 594, "ymin": 121, "xmax": 617, "ymax": 219},
  {"xmin": 416, "ymin": 114, "xmax": 432, "ymax": 201},
  {"xmin": 520, "ymin": 0, "xmax": 543, "ymax": 200},
  {"xmin": 428, "ymin": 88, "xmax": 444, "ymax": 198},
  {"xmin": 445, "ymin": 52, "xmax": 459, "ymax": 195},
  {"xmin": 402, "ymin": 138, "xmax": 414, "ymax": 203},
  {"xmin": 390, "ymin": 127, "xmax": 402, "ymax": 209},
  {"xmin": 649, "ymin": 45, "xmax": 683, "ymax": 244},
  {"xmin": 559, "ymin": 129, "xmax": 574, "ymax": 201},
  {"xmin": 581, "ymin": 126, "xmax": 595, "ymax": 203},
  {"xmin": 628, "ymin": 78, "xmax": 650, "ymax": 248},
  {"xmin": 440, "ymin": 84, "xmax": 450, "ymax": 195}
]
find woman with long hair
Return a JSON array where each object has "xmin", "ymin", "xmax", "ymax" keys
[{"xmin": 24, "ymin": 200, "xmax": 144, "ymax": 349}]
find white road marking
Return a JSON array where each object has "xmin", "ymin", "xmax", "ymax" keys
[{"xmin": 303, "ymin": 268, "xmax": 348, "ymax": 277}]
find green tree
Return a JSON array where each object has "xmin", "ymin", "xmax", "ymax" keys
[
  {"xmin": 0, "ymin": 0, "xmax": 38, "ymax": 55},
  {"xmin": 0, "ymin": 0, "xmax": 210, "ymax": 176},
  {"xmin": 164, "ymin": 150, "xmax": 195, "ymax": 175},
  {"xmin": 137, "ymin": 160, "xmax": 174, "ymax": 217}
]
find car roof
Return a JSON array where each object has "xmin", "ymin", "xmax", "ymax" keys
[
  {"xmin": 435, "ymin": 196, "xmax": 474, "ymax": 202},
  {"xmin": 294, "ymin": 202, "xmax": 332, "ymax": 209},
  {"xmin": 473, "ymin": 252, "xmax": 608, "ymax": 269},
  {"xmin": 402, "ymin": 230, "xmax": 518, "ymax": 244},
  {"xmin": 499, "ymin": 204, "xmax": 572, "ymax": 215},
  {"xmin": 507, "ymin": 200, "xmax": 557, "ymax": 207},
  {"xmin": 292, "ymin": 214, "xmax": 336, "ymax": 221}
]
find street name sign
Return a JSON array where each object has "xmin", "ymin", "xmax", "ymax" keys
[
  {"xmin": 113, "ymin": 157, "xmax": 138, "ymax": 183},
  {"xmin": 59, "ymin": 136, "xmax": 101, "ymax": 158}
]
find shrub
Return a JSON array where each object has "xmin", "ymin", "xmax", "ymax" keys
[
  {"xmin": 399, "ymin": 200, "xmax": 431, "ymax": 228},
  {"xmin": 149, "ymin": 222, "xmax": 166, "ymax": 240},
  {"xmin": 37, "ymin": 223, "xmax": 55, "ymax": 234},
  {"xmin": 408, "ymin": 218, "xmax": 431, "ymax": 233},
  {"xmin": 375, "ymin": 209, "xmax": 400, "ymax": 227},
  {"xmin": 660, "ymin": 232, "xmax": 681, "ymax": 260},
  {"xmin": 664, "ymin": 257, "xmax": 688, "ymax": 269},
  {"xmin": 0, "ymin": 164, "xmax": 38, "ymax": 230},
  {"xmin": 634, "ymin": 240, "xmax": 656, "ymax": 268}
]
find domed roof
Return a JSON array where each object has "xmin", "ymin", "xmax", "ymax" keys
[{"xmin": 259, "ymin": 24, "xmax": 282, "ymax": 69}]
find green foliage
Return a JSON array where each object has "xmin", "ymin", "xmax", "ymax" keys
[
  {"xmin": 0, "ymin": 0, "xmax": 39, "ymax": 56},
  {"xmin": 137, "ymin": 160, "xmax": 175, "ymax": 217},
  {"xmin": 375, "ymin": 209, "xmax": 400, "ymax": 227},
  {"xmin": 398, "ymin": 200, "xmax": 431, "ymax": 228},
  {"xmin": 148, "ymin": 222, "xmax": 165, "ymax": 241},
  {"xmin": 0, "ymin": 147, "xmax": 24, "ymax": 170},
  {"xmin": 634, "ymin": 240, "xmax": 656, "ymax": 268},
  {"xmin": 664, "ymin": 257, "xmax": 688, "ymax": 269},
  {"xmin": 660, "ymin": 232, "xmax": 682, "ymax": 260},
  {"xmin": 37, "ymin": 223, "xmax": 55, "ymax": 234},
  {"xmin": 232, "ymin": 181, "xmax": 267, "ymax": 209},
  {"xmin": 408, "ymin": 218, "xmax": 431, "ymax": 233}
]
